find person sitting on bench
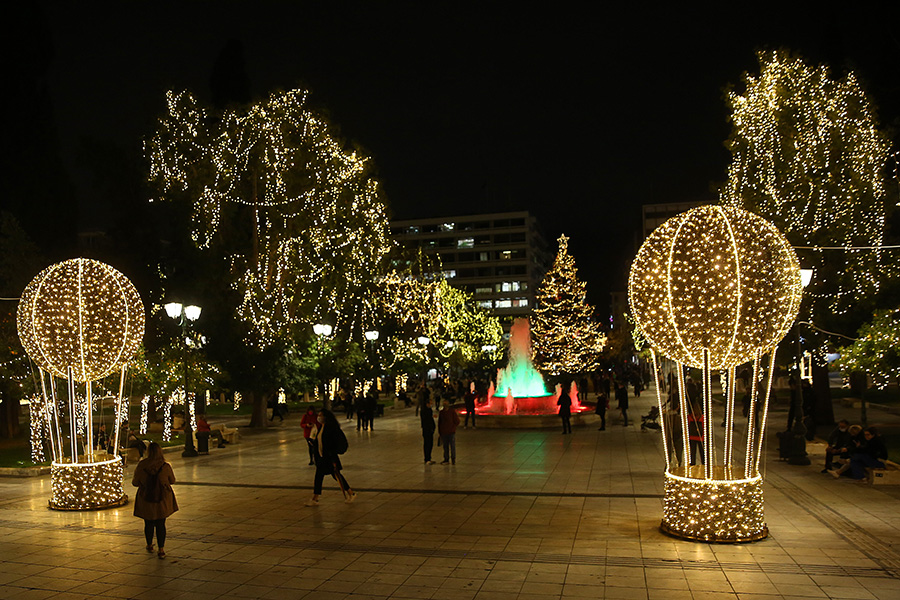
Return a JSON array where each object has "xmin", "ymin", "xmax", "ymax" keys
[{"xmin": 197, "ymin": 415, "xmax": 226, "ymax": 448}]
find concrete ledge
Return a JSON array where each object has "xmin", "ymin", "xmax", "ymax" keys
[{"xmin": 0, "ymin": 466, "xmax": 51, "ymax": 477}]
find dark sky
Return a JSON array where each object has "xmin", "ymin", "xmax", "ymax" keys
[{"xmin": 17, "ymin": 2, "xmax": 900, "ymax": 311}]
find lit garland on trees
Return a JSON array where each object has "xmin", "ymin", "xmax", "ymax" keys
[
  {"xmin": 840, "ymin": 309, "xmax": 900, "ymax": 389},
  {"xmin": 146, "ymin": 89, "xmax": 393, "ymax": 347},
  {"xmin": 629, "ymin": 205, "xmax": 801, "ymax": 542},
  {"xmin": 379, "ymin": 271, "xmax": 503, "ymax": 367},
  {"xmin": 721, "ymin": 50, "xmax": 894, "ymax": 318},
  {"xmin": 140, "ymin": 395, "xmax": 149, "ymax": 434},
  {"xmin": 233, "ymin": 391, "xmax": 241, "ymax": 411},
  {"xmin": 532, "ymin": 235, "xmax": 606, "ymax": 376}
]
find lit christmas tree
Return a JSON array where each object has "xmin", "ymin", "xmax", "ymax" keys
[{"xmin": 531, "ymin": 234, "xmax": 606, "ymax": 376}]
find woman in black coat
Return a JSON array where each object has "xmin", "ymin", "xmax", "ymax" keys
[{"xmin": 306, "ymin": 409, "xmax": 356, "ymax": 506}]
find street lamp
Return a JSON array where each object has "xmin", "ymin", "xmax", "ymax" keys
[
  {"xmin": 364, "ymin": 330, "xmax": 380, "ymax": 342},
  {"xmin": 164, "ymin": 302, "xmax": 202, "ymax": 458},
  {"xmin": 313, "ymin": 324, "xmax": 333, "ymax": 408},
  {"xmin": 418, "ymin": 336, "xmax": 430, "ymax": 383}
]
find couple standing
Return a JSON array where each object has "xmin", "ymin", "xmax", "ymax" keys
[{"xmin": 421, "ymin": 398, "xmax": 459, "ymax": 465}]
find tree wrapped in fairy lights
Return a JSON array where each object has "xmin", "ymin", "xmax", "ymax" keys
[
  {"xmin": 146, "ymin": 89, "xmax": 393, "ymax": 347},
  {"xmin": 721, "ymin": 50, "xmax": 895, "ymax": 324},
  {"xmin": 531, "ymin": 235, "xmax": 606, "ymax": 376}
]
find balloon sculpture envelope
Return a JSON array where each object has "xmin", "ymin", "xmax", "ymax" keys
[
  {"xmin": 628, "ymin": 206, "xmax": 802, "ymax": 542},
  {"xmin": 17, "ymin": 258, "xmax": 145, "ymax": 510}
]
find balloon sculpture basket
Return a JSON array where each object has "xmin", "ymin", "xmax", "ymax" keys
[
  {"xmin": 49, "ymin": 454, "xmax": 128, "ymax": 511},
  {"xmin": 659, "ymin": 466, "xmax": 767, "ymax": 543}
]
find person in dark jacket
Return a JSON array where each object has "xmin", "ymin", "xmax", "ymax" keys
[
  {"xmin": 132, "ymin": 442, "xmax": 178, "ymax": 559},
  {"xmin": 822, "ymin": 420, "xmax": 852, "ymax": 473},
  {"xmin": 355, "ymin": 392, "xmax": 367, "ymax": 431},
  {"xmin": 365, "ymin": 390, "xmax": 378, "ymax": 431},
  {"xmin": 558, "ymin": 387, "xmax": 572, "ymax": 434},
  {"xmin": 595, "ymin": 390, "xmax": 608, "ymax": 431},
  {"xmin": 463, "ymin": 382, "xmax": 477, "ymax": 428},
  {"xmin": 615, "ymin": 381, "xmax": 629, "ymax": 426},
  {"xmin": 306, "ymin": 409, "xmax": 356, "ymax": 505},
  {"xmin": 421, "ymin": 397, "xmax": 436, "ymax": 464},
  {"xmin": 846, "ymin": 427, "xmax": 888, "ymax": 480}
]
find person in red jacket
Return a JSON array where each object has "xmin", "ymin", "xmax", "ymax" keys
[
  {"xmin": 688, "ymin": 403, "xmax": 704, "ymax": 467},
  {"xmin": 301, "ymin": 406, "xmax": 320, "ymax": 466},
  {"xmin": 438, "ymin": 399, "xmax": 460, "ymax": 465}
]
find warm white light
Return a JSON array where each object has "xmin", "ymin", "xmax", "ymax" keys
[
  {"xmin": 800, "ymin": 268, "xmax": 813, "ymax": 288},
  {"xmin": 444, "ymin": 340, "xmax": 454, "ymax": 349},
  {"xmin": 482, "ymin": 344, "xmax": 497, "ymax": 352},
  {"xmin": 417, "ymin": 336, "xmax": 430, "ymax": 346},
  {"xmin": 164, "ymin": 302, "xmax": 183, "ymax": 319},
  {"xmin": 184, "ymin": 305, "xmax": 202, "ymax": 321},
  {"xmin": 313, "ymin": 323, "xmax": 332, "ymax": 337},
  {"xmin": 364, "ymin": 330, "xmax": 380, "ymax": 341}
]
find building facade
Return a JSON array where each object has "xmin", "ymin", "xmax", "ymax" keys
[{"xmin": 390, "ymin": 211, "xmax": 550, "ymax": 322}]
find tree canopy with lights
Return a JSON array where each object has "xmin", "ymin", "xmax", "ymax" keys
[
  {"xmin": 531, "ymin": 235, "xmax": 606, "ymax": 376},
  {"xmin": 146, "ymin": 89, "xmax": 393, "ymax": 348},
  {"xmin": 840, "ymin": 309, "xmax": 900, "ymax": 390},
  {"xmin": 721, "ymin": 50, "xmax": 895, "ymax": 327}
]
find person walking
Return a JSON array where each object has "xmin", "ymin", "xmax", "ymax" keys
[
  {"xmin": 306, "ymin": 409, "xmax": 356, "ymax": 505},
  {"xmin": 463, "ymin": 382, "xmax": 477, "ymax": 428},
  {"xmin": 365, "ymin": 389, "xmax": 378, "ymax": 431},
  {"xmin": 355, "ymin": 392, "xmax": 367, "ymax": 431},
  {"xmin": 438, "ymin": 399, "xmax": 460, "ymax": 464},
  {"xmin": 421, "ymin": 397, "xmax": 436, "ymax": 464},
  {"xmin": 595, "ymin": 390, "xmax": 608, "ymax": 431},
  {"xmin": 132, "ymin": 442, "xmax": 178, "ymax": 559},
  {"xmin": 615, "ymin": 381, "xmax": 629, "ymax": 426},
  {"xmin": 301, "ymin": 406, "xmax": 319, "ymax": 466},
  {"xmin": 558, "ymin": 387, "xmax": 572, "ymax": 434}
]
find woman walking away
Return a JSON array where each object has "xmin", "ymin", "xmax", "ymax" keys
[
  {"xmin": 132, "ymin": 442, "xmax": 178, "ymax": 559},
  {"xmin": 306, "ymin": 409, "xmax": 357, "ymax": 506}
]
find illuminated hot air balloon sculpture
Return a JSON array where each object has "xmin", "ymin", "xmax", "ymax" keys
[
  {"xmin": 628, "ymin": 206, "xmax": 802, "ymax": 541},
  {"xmin": 17, "ymin": 258, "xmax": 144, "ymax": 510}
]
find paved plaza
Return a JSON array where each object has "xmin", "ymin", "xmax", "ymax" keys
[{"xmin": 1, "ymin": 388, "xmax": 899, "ymax": 600}]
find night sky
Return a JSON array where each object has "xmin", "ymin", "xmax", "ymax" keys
[{"xmin": 12, "ymin": 2, "xmax": 900, "ymax": 312}]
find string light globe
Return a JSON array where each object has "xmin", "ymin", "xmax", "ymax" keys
[
  {"xmin": 17, "ymin": 258, "xmax": 145, "ymax": 382},
  {"xmin": 628, "ymin": 205, "xmax": 802, "ymax": 370},
  {"xmin": 629, "ymin": 206, "xmax": 802, "ymax": 543}
]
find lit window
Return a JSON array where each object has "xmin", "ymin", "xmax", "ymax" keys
[
  {"xmin": 479, "ymin": 252, "xmax": 489, "ymax": 261},
  {"xmin": 500, "ymin": 281, "xmax": 521, "ymax": 292},
  {"xmin": 500, "ymin": 251, "xmax": 512, "ymax": 260},
  {"xmin": 458, "ymin": 238, "xmax": 474, "ymax": 249},
  {"xmin": 442, "ymin": 270, "xmax": 457, "ymax": 279},
  {"xmin": 441, "ymin": 223, "xmax": 455, "ymax": 232},
  {"xmin": 477, "ymin": 300, "xmax": 493, "ymax": 309},
  {"xmin": 475, "ymin": 287, "xmax": 492, "ymax": 294},
  {"xmin": 512, "ymin": 298, "xmax": 529, "ymax": 308},
  {"xmin": 496, "ymin": 299, "xmax": 512, "ymax": 308},
  {"xmin": 408, "ymin": 226, "xmax": 420, "ymax": 234}
]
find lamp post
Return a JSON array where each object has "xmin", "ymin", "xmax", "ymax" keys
[
  {"xmin": 313, "ymin": 324, "xmax": 333, "ymax": 409},
  {"xmin": 796, "ymin": 268, "xmax": 814, "ymax": 382},
  {"xmin": 164, "ymin": 302, "xmax": 202, "ymax": 458},
  {"xmin": 418, "ymin": 336, "xmax": 430, "ymax": 385},
  {"xmin": 364, "ymin": 330, "xmax": 380, "ymax": 392}
]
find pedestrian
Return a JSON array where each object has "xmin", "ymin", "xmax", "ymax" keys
[
  {"xmin": 306, "ymin": 409, "xmax": 356, "ymax": 505},
  {"xmin": 344, "ymin": 388, "xmax": 354, "ymax": 420},
  {"xmin": 464, "ymin": 382, "xmax": 477, "ymax": 429},
  {"xmin": 421, "ymin": 397, "xmax": 436, "ymax": 464},
  {"xmin": 843, "ymin": 427, "xmax": 888, "ymax": 480},
  {"xmin": 558, "ymin": 386, "xmax": 572, "ymax": 434},
  {"xmin": 365, "ymin": 389, "xmax": 378, "ymax": 431},
  {"xmin": 595, "ymin": 390, "xmax": 608, "ymax": 431},
  {"xmin": 132, "ymin": 442, "xmax": 178, "ymax": 559},
  {"xmin": 438, "ymin": 399, "xmax": 460, "ymax": 464},
  {"xmin": 615, "ymin": 381, "xmax": 629, "ymax": 426},
  {"xmin": 301, "ymin": 406, "xmax": 319, "ymax": 465},
  {"xmin": 355, "ymin": 392, "xmax": 367, "ymax": 431},
  {"xmin": 688, "ymin": 403, "xmax": 704, "ymax": 466}
]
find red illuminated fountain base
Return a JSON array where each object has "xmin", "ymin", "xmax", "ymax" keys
[{"xmin": 463, "ymin": 393, "xmax": 594, "ymax": 428}]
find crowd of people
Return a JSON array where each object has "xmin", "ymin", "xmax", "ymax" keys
[{"xmin": 824, "ymin": 420, "xmax": 889, "ymax": 480}]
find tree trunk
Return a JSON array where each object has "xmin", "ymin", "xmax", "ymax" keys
[
  {"xmin": 248, "ymin": 391, "xmax": 270, "ymax": 428},
  {"xmin": 812, "ymin": 361, "xmax": 834, "ymax": 426}
]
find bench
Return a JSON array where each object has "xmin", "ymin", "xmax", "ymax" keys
[{"xmin": 866, "ymin": 460, "xmax": 900, "ymax": 485}]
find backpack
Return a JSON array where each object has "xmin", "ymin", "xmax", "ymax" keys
[
  {"xmin": 334, "ymin": 428, "xmax": 349, "ymax": 455},
  {"xmin": 143, "ymin": 466, "xmax": 166, "ymax": 503}
]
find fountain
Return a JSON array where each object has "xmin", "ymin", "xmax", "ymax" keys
[{"xmin": 474, "ymin": 318, "xmax": 591, "ymax": 427}]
